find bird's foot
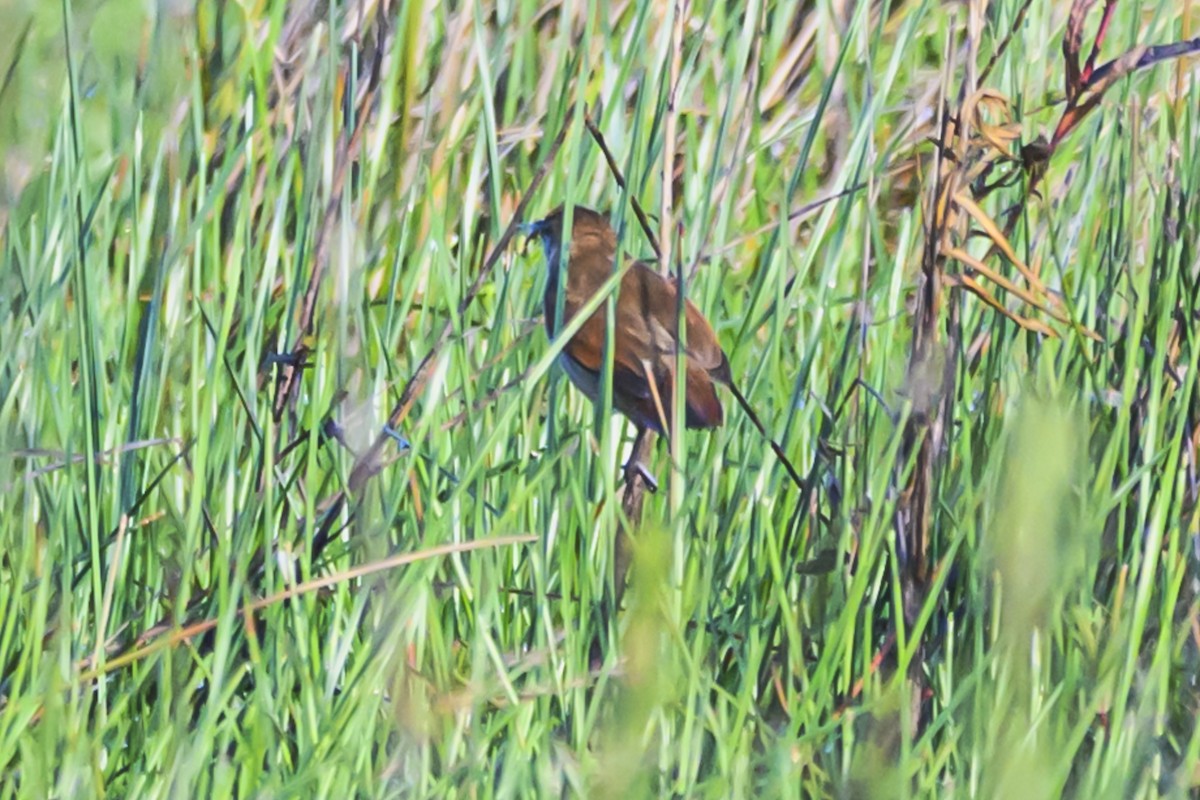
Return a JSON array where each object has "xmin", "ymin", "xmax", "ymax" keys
[
  {"xmin": 383, "ymin": 424, "xmax": 411, "ymax": 450},
  {"xmin": 623, "ymin": 460, "xmax": 658, "ymax": 493}
]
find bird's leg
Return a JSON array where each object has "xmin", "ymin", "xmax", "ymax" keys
[
  {"xmin": 609, "ymin": 423, "xmax": 658, "ymax": 627},
  {"xmin": 623, "ymin": 425, "xmax": 658, "ymax": 493}
]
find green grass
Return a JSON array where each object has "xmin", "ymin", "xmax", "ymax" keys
[{"xmin": 1, "ymin": 0, "xmax": 1198, "ymax": 796}]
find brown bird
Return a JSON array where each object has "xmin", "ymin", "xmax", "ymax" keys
[{"xmin": 525, "ymin": 204, "xmax": 805, "ymax": 490}]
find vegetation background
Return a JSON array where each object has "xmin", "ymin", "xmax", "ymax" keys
[{"xmin": 0, "ymin": 0, "xmax": 1197, "ymax": 796}]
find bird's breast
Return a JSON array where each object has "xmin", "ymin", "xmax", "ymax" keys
[{"xmin": 557, "ymin": 351, "xmax": 599, "ymax": 402}]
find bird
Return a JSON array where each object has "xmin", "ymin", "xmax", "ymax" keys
[{"xmin": 523, "ymin": 204, "xmax": 805, "ymax": 491}]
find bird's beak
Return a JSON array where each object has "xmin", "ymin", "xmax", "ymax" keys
[
  {"xmin": 519, "ymin": 218, "xmax": 548, "ymax": 255},
  {"xmin": 519, "ymin": 218, "xmax": 548, "ymax": 237}
]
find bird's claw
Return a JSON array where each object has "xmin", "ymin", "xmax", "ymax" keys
[
  {"xmin": 383, "ymin": 424, "xmax": 411, "ymax": 450},
  {"xmin": 624, "ymin": 461, "xmax": 658, "ymax": 493}
]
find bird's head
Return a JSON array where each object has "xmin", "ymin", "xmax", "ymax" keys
[{"xmin": 521, "ymin": 205, "xmax": 612, "ymax": 268}]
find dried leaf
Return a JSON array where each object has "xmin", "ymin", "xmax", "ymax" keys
[
  {"xmin": 953, "ymin": 192, "xmax": 1049, "ymax": 295},
  {"xmin": 1064, "ymin": 0, "xmax": 1100, "ymax": 103},
  {"xmin": 943, "ymin": 246, "xmax": 1065, "ymax": 321},
  {"xmin": 978, "ymin": 122, "xmax": 1022, "ymax": 155},
  {"xmin": 944, "ymin": 273, "xmax": 1058, "ymax": 337},
  {"xmin": 1080, "ymin": 0, "xmax": 1120, "ymax": 84}
]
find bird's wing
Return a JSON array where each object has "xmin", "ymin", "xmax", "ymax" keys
[
  {"xmin": 621, "ymin": 262, "xmax": 727, "ymax": 428},
  {"xmin": 560, "ymin": 300, "xmax": 655, "ymax": 401},
  {"xmin": 558, "ymin": 258, "xmax": 729, "ymax": 430},
  {"xmin": 624, "ymin": 262, "xmax": 727, "ymax": 373}
]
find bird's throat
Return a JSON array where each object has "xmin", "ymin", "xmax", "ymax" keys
[{"xmin": 543, "ymin": 246, "xmax": 566, "ymax": 337}]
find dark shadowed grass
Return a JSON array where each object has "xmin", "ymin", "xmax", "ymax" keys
[{"xmin": 1, "ymin": 0, "xmax": 1198, "ymax": 796}]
